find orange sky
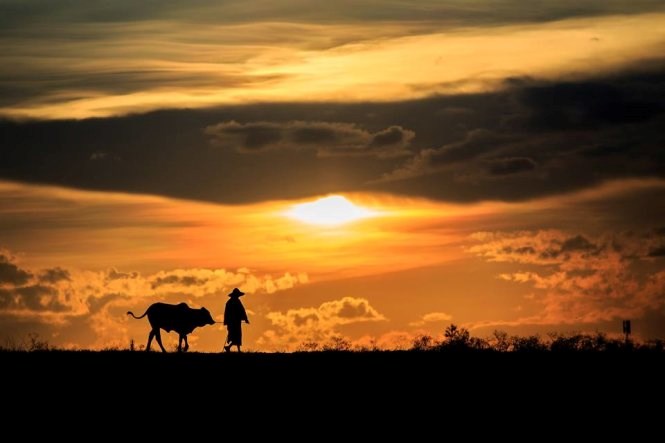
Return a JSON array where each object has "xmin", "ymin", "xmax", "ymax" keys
[
  {"xmin": 1, "ymin": 1, "xmax": 665, "ymax": 351},
  {"xmin": 1, "ymin": 178, "xmax": 664, "ymax": 351}
]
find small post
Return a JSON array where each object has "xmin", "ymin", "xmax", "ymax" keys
[{"xmin": 622, "ymin": 320, "xmax": 631, "ymax": 345}]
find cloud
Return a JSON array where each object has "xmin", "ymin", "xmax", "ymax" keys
[
  {"xmin": 4, "ymin": 1, "xmax": 662, "ymax": 30},
  {"xmin": 485, "ymin": 157, "xmax": 537, "ymax": 176},
  {"xmin": 352, "ymin": 330, "xmax": 421, "ymax": 350},
  {"xmin": 377, "ymin": 65, "xmax": 665, "ymax": 202},
  {"xmin": 205, "ymin": 121, "xmax": 414, "ymax": 158},
  {"xmin": 107, "ymin": 268, "xmax": 139, "ymax": 280},
  {"xmin": 0, "ymin": 253, "xmax": 33, "ymax": 286},
  {"xmin": 38, "ymin": 267, "xmax": 71, "ymax": 284},
  {"xmin": 259, "ymin": 297, "xmax": 386, "ymax": 350},
  {"xmin": 512, "ymin": 81, "xmax": 664, "ymax": 131},
  {"xmin": 1, "ymin": 59, "xmax": 665, "ymax": 205},
  {"xmin": 147, "ymin": 268, "xmax": 308, "ymax": 297},
  {"xmin": 649, "ymin": 246, "xmax": 665, "ymax": 257},
  {"xmin": 409, "ymin": 311, "xmax": 453, "ymax": 327},
  {"xmin": 2, "ymin": 4, "xmax": 665, "ymax": 119},
  {"xmin": 381, "ymin": 129, "xmax": 536, "ymax": 182},
  {"xmin": 469, "ymin": 229, "xmax": 665, "ymax": 325},
  {"xmin": 3, "ymin": 284, "xmax": 69, "ymax": 312}
]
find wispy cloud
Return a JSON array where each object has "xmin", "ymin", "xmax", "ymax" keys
[
  {"xmin": 409, "ymin": 311, "xmax": 453, "ymax": 327},
  {"xmin": 2, "ymin": 8, "xmax": 664, "ymax": 118}
]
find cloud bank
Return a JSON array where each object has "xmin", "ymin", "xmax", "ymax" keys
[
  {"xmin": 0, "ymin": 249, "xmax": 307, "ymax": 348},
  {"xmin": 469, "ymin": 229, "xmax": 665, "ymax": 326},
  {"xmin": 259, "ymin": 297, "xmax": 386, "ymax": 350}
]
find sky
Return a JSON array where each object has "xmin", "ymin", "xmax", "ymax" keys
[{"xmin": 1, "ymin": 0, "xmax": 664, "ymax": 351}]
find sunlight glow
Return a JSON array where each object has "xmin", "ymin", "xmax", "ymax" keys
[{"xmin": 285, "ymin": 195, "xmax": 378, "ymax": 226}]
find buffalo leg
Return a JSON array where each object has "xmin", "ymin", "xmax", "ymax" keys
[
  {"xmin": 154, "ymin": 329, "xmax": 167, "ymax": 352},
  {"xmin": 182, "ymin": 335, "xmax": 189, "ymax": 352}
]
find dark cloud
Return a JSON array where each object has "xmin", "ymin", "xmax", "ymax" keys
[
  {"xmin": 486, "ymin": 157, "xmax": 537, "ymax": 176},
  {"xmin": 337, "ymin": 298, "xmax": 380, "ymax": 319},
  {"xmin": 501, "ymin": 246, "xmax": 536, "ymax": 255},
  {"xmin": 107, "ymin": 268, "xmax": 139, "ymax": 280},
  {"xmin": 378, "ymin": 63, "xmax": 665, "ymax": 200},
  {"xmin": 0, "ymin": 284, "xmax": 68, "ymax": 312},
  {"xmin": 151, "ymin": 274, "xmax": 208, "ymax": 289},
  {"xmin": 649, "ymin": 247, "xmax": 665, "ymax": 257},
  {"xmin": 38, "ymin": 267, "xmax": 71, "ymax": 284},
  {"xmin": 369, "ymin": 126, "xmax": 411, "ymax": 148},
  {"xmin": 205, "ymin": 120, "xmax": 413, "ymax": 157},
  {"xmin": 510, "ymin": 81, "xmax": 663, "ymax": 131},
  {"xmin": 561, "ymin": 235, "xmax": 597, "ymax": 253},
  {"xmin": 538, "ymin": 235, "xmax": 598, "ymax": 260},
  {"xmin": 1, "ymin": 60, "xmax": 665, "ymax": 205},
  {"xmin": 0, "ymin": 254, "xmax": 32, "ymax": 286},
  {"xmin": 433, "ymin": 129, "xmax": 511, "ymax": 164},
  {"xmin": 0, "ymin": 254, "xmax": 70, "ymax": 313},
  {"xmin": 1, "ymin": 1, "xmax": 662, "ymax": 29}
]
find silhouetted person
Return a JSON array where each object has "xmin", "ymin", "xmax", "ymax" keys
[{"xmin": 224, "ymin": 288, "xmax": 249, "ymax": 352}]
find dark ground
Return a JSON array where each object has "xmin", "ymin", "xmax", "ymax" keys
[
  {"xmin": 3, "ymin": 350, "xmax": 663, "ymax": 428},
  {"xmin": 5, "ymin": 350, "xmax": 664, "ymax": 392}
]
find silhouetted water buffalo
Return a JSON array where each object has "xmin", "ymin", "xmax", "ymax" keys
[{"xmin": 127, "ymin": 302, "xmax": 215, "ymax": 352}]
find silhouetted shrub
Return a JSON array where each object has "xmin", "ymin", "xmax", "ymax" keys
[
  {"xmin": 27, "ymin": 333, "xmax": 50, "ymax": 351},
  {"xmin": 440, "ymin": 324, "xmax": 472, "ymax": 350},
  {"xmin": 587, "ymin": 332, "xmax": 623, "ymax": 352},
  {"xmin": 411, "ymin": 334, "xmax": 435, "ymax": 351},
  {"xmin": 490, "ymin": 330, "xmax": 511, "ymax": 352},
  {"xmin": 468, "ymin": 337, "xmax": 490, "ymax": 350},
  {"xmin": 322, "ymin": 336, "xmax": 352, "ymax": 351},
  {"xmin": 549, "ymin": 333, "xmax": 586, "ymax": 352},
  {"xmin": 510, "ymin": 335, "xmax": 546, "ymax": 352},
  {"xmin": 297, "ymin": 341, "xmax": 320, "ymax": 352},
  {"xmin": 644, "ymin": 339, "xmax": 665, "ymax": 352}
]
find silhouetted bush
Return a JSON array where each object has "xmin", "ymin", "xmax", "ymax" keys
[
  {"xmin": 549, "ymin": 333, "xmax": 590, "ymax": 352},
  {"xmin": 357, "ymin": 338, "xmax": 380, "ymax": 352},
  {"xmin": 490, "ymin": 330, "xmax": 510, "ymax": 352},
  {"xmin": 587, "ymin": 332, "xmax": 623, "ymax": 352},
  {"xmin": 440, "ymin": 324, "xmax": 471, "ymax": 350},
  {"xmin": 26, "ymin": 333, "xmax": 50, "ymax": 351},
  {"xmin": 644, "ymin": 339, "xmax": 665, "ymax": 352},
  {"xmin": 322, "ymin": 336, "xmax": 352, "ymax": 351},
  {"xmin": 412, "ymin": 334, "xmax": 435, "ymax": 351},
  {"xmin": 510, "ymin": 335, "xmax": 546, "ymax": 352},
  {"xmin": 468, "ymin": 337, "xmax": 490, "ymax": 350}
]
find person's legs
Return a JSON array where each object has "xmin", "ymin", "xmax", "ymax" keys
[{"xmin": 225, "ymin": 323, "xmax": 242, "ymax": 352}]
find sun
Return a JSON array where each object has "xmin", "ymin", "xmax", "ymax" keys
[{"xmin": 285, "ymin": 195, "xmax": 378, "ymax": 226}]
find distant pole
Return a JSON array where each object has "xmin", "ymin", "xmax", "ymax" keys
[{"xmin": 622, "ymin": 320, "xmax": 631, "ymax": 345}]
